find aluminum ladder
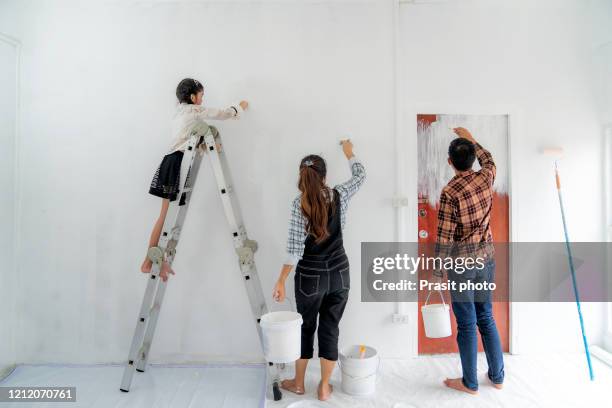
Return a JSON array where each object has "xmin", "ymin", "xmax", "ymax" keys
[{"xmin": 119, "ymin": 123, "xmax": 283, "ymax": 401}]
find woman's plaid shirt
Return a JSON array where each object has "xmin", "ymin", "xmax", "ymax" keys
[
  {"xmin": 434, "ymin": 143, "xmax": 496, "ymax": 269},
  {"xmin": 285, "ymin": 157, "xmax": 366, "ymax": 265}
]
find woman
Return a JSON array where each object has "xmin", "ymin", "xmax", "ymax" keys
[{"xmin": 272, "ymin": 139, "xmax": 366, "ymax": 401}]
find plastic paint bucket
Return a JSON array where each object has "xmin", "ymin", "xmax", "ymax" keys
[
  {"xmin": 421, "ymin": 290, "xmax": 452, "ymax": 338},
  {"xmin": 339, "ymin": 345, "xmax": 379, "ymax": 396},
  {"xmin": 259, "ymin": 311, "xmax": 302, "ymax": 364}
]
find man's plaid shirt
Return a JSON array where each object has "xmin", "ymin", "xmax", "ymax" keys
[
  {"xmin": 285, "ymin": 157, "xmax": 366, "ymax": 265},
  {"xmin": 435, "ymin": 142, "xmax": 496, "ymax": 268}
]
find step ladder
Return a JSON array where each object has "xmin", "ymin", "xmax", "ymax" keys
[{"xmin": 119, "ymin": 123, "xmax": 284, "ymax": 401}]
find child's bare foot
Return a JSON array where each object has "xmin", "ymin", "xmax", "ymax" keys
[
  {"xmin": 140, "ymin": 258, "xmax": 152, "ymax": 273},
  {"xmin": 280, "ymin": 379, "xmax": 304, "ymax": 395},
  {"xmin": 159, "ymin": 261, "xmax": 175, "ymax": 282},
  {"xmin": 443, "ymin": 378, "xmax": 478, "ymax": 395},
  {"xmin": 317, "ymin": 382, "xmax": 333, "ymax": 401}
]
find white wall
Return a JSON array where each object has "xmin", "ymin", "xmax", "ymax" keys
[
  {"xmin": 0, "ymin": 0, "xmax": 610, "ymax": 364},
  {"xmin": 0, "ymin": 0, "xmax": 401, "ymax": 363},
  {"xmin": 0, "ymin": 36, "xmax": 17, "ymax": 376},
  {"xmin": 399, "ymin": 0, "xmax": 612, "ymax": 354}
]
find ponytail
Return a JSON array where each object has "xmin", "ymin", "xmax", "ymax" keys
[{"xmin": 298, "ymin": 155, "xmax": 334, "ymax": 244}]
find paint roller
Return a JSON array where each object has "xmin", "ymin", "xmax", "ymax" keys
[{"xmin": 544, "ymin": 147, "xmax": 595, "ymax": 381}]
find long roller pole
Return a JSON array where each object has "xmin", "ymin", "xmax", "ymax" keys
[{"xmin": 555, "ymin": 161, "xmax": 594, "ymax": 381}]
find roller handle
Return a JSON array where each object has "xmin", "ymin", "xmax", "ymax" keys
[{"xmin": 555, "ymin": 161, "xmax": 561, "ymax": 190}]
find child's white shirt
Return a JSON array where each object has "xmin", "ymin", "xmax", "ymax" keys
[{"xmin": 168, "ymin": 102, "xmax": 243, "ymax": 154}]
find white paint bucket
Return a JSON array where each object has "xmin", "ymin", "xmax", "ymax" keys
[
  {"xmin": 259, "ymin": 311, "xmax": 302, "ymax": 364},
  {"xmin": 421, "ymin": 290, "xmax": 452, "ymax": 338},
  {"xmin": 339, "ymin": 345, "xmax": 379, "ymax": 396}
]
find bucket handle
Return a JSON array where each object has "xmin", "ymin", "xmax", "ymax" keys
[
  {"xmin": 424, "ymin": 289, "xmax": 447, "ymax": 307},
  {"xmin": 337, "ymin": 356, "xmax": 381, "ymax": 381},
  {"xmin": 272, "ymin": 297, "xmax": 296, "ymax": 312}
]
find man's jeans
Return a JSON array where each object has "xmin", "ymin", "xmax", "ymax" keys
[{"xmin": 449, "ymin": 259, "xmax": 505, "ymax": 391}]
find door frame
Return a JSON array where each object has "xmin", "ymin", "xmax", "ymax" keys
[{"xmin": 398, "ymin": 103, "xmax": 522, "ymax": 356}]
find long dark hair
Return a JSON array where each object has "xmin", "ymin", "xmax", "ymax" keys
[
  {"xmin": 298, "ymin": 155, "xmax": 334, "ymax": 243},
  {"xmin": 176, "ymin": 78, "xmax": 204, "ymax": 104}
]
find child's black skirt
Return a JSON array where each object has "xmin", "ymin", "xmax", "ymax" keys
[{"xmin": 149, "ymin": 151, "xmax": 184, "ymax": 201}]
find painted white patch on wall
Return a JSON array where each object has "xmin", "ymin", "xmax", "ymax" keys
[{"xmin": 417, "ymin": 114, "xmax": 508, "ymax": 205}]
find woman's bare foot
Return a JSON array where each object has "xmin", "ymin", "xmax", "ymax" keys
[
  {"xmin": 280, "ymin": 379, "xmax": 304, "ymax": 395},
  {"xmin": 140, "ymin": 258, "xmax": 152, "ymax": 273},
  {"xmin": 159, "ymin": 261, "xmax": 175, "ymax": 282},
  {"xmin": 318, "ymin": 382, "xmax": 333, "ymax": 401},
  {"xmin": 443, "ymin": 378, "xmax": 478, "ymax": 395}
]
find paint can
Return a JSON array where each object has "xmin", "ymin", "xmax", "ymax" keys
[
  {"xmin": 421, "ymin": 290, "xmax": 452, "ymax": 338},
  {"xmin": 259, "ymin": 310, "xmax": 302, "ymax": 364},
  {"xmin": 339, "ymin": 345, "xmax": 379, "ymax": 396}
]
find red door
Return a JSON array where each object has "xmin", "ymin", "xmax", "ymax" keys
[{"xmin": 417, "ymin": 114, "xmax": 509, "ymax": 354}]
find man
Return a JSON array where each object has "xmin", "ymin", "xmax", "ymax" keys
[{"xmin": 434, "ymin": 127, "xmax": 505, "ymax": 395}]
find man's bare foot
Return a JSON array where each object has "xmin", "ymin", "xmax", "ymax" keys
[
  {"xmin": 280, "ymin": 379, "xmax": 304, "ymax": 395},
  {"xmin": 140, "ymin": 258, "xmax": 152, "ymax": 273},
  {"xmin": 318, "ymin": 382, "xmax": 333, "ymax": 401},
  {"xmin": 159, "ymin": 261, "xmax": 175, "ymax": 282},
  {"xmin": 443, "ymin": 378, "xmax": 478, "ymax": 395},
  {"xmin": 489, "ymin": 378, "xmax": 503, "ymax": 390}
]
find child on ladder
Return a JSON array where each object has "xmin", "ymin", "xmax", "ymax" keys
[
  {"xmin": 141, "ymin": 78, "xmax": 249, "ymax": 281},
  {"xmin": 272, "ymin": 139, "xmax": 366, "ymax": 401}
]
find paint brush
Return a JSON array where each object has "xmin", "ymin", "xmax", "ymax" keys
[{"xmin": 358, "ymin": 345, "xmax": 366, "ymax": 359}]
